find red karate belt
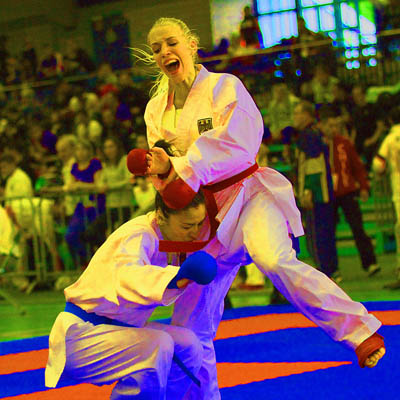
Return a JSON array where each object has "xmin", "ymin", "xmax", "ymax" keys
[{"xmin": 159, "ymin": 162, "xmax": 259, "ymax": 253}]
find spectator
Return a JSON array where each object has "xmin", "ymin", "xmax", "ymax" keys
[
  {"xmin": 5, "ymin": 57, "xmax": 21, "ymax": 85},
  {"xmin": 27, "ymin": 115, "xmax": 58, "ymax": 179},
  {"xmin": 21, "ymin": 39, "xmax": 38, "ymax": 80},
  {"xmin": 53, "ymin": 80, "xmax": 74, "ymax": 111},
  {"xmin": 318, "ymin": 105, "xmax": 380, "ymax": 278},
  {"xmin": 351, "ymin": 84, "xmax": 387, "ymax": 169},
  {"xmin": 99, "ymin": 105, "xmax": 133, "ymax": 151},
  {"xmin": 132, "ymin": 176, "xmax": 156, "ymax": 218},
  {"xmin": 213, "ymin": 32, "xmax": 249, "ymax": 73},
  {"xmin": 40, "ymin": 134, "xmax": 78, "ymax": 222},
  {"xmin": 331, "ymin": 81, "xmax": 354, "ymax": 129},
  {"xmin": 0, "ymin": 35, "xmax": 10, "ymax": 83},
  {"xmin": 100, "ymin": 107, "xmax": 119, "ymax": 136},
  {"xmin": 292, "ymin": 100, "xmax": 340, "ymax": 282},
  {"xmin": 372, "ymin": 105, "xmax": 400, "ymax": 289},
  {"xmin": 266, "ymin": 82, "xmax": 299, "ymax": 142},
  {"xmin": 38, "ymin": 43, "xmax": 63, "ymax": 80},
  {"xmin": 310, "ymin": 63, "xmax": 339, "ymax": 105},
  {"xmin": 375, "ymin": 0, "xmax": 400, "ymax": 59},
  {"xmin": 96, "ymin": 62, "xmax": 118, "ymax": 91},
  {"xmin": 134, "ymin": 133, "xmax": 149, "ymax": 150},
  {"xmin": 0, "ymin": 153, "xmax": 33, "ymax": 217},
  {"xmin": 84, "ymin": 136, "xmax": 133, "ymax": 248},
  {"xmin": 83, "ymin": 92, "xmax": 101, "ymax": 120},
  {"xmin": 74, "ymin": 110, "xmax": 104, "ymax": 155},
  {"xmin": 0, "ymin": 153, "xmax": 34, "ymax": 290},
  {"xmin": 292, "ymin": 17, "xmax": 335, "ymax": 80},
  {"xmin": 63, "ymin": 38, "xmax": 96, "ymax": 76},
  {"xmin": 239, "ymin": 5, "xmax": 262, "ymax": 49},
  {"xmin": 117, "ymin": 71, "xmax": 147, "ymax": 133},
  {"xmin": 64, "ymin": 139, "xmax": 104, "ymax": 268}
]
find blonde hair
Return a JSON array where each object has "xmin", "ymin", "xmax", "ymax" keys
[{"xmin": 131, "ymin": 17, "xmax": 200, "ymax": 98}]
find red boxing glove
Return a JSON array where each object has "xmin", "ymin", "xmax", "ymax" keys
[
  {"xmin": 162, "ymin": 178, "xmax": 197, "ymax": 210},
  {"xmin": 127, "ymin": 149, "xmax": 149, "ymax": 175}
]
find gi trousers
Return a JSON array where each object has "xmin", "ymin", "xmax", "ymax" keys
[
  {"xmin": 172, "ymin": 186, "xmax": 380, "ymax": 399},
  {"xmin": 62, "ymin": 320, "xmax": 203, "ymax": 399}
]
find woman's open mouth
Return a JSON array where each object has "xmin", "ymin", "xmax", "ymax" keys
[{"xmin": 165, "ymin": 60, "xmax": 180, "ymax": 74}]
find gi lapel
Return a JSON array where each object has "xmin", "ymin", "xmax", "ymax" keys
[{"xmin": 176, "ymin": 66, "xmax": 210, "ymax": 140}]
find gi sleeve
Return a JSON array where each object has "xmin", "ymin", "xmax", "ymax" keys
[
  {"xmin": 67, "ymin": 223, "xmax": 182, "ymax": 308},
  {"xmin": 113, "ymin": 230, "xmax": 181, "ymax": 306}
]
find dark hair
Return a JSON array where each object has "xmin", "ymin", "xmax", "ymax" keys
[
  {"xmin": 298, "ymin": 100, "xmax": 315, "ymax": 118},
  {"xmin": 155, "ymin": 190, "xmax": 205, "ymax": 218},
  {"xmin": 352, "ymin": 83, "xmax": 368, "ymax": 95},
  {"xmin": 152, "ymin": 139, "xmax": 174, "ymax": 155},
  {"xmin": 152, "ymin": 140, "xmax": 205, "ymax": 217},
  {"xmin": 389, "ymin": 106, "xmax": 400, "ymax": 125},
  {"xmin": 318, "ymin": 104, "xmax": 339, "ymax": 121},
  {"xmin": 333, "ymin": 80, "xmax": 349, "ymax": 92},
  {"xmin": 0, "ymin": 153, "xmax": 16, "ymax": 165}
]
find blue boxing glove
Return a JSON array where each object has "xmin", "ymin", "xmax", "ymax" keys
[{"xmin": 167, "ymin": 251, "xmax": 217, "ymax": 289}]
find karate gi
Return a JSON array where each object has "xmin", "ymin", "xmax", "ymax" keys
[
  {"xmin": 144, "ymin": 65, "xmax": 383, "ymax": 399},
  {"xmin": 45, "ymin": 213, "xmax": 207, "ymax": 399},
  {"xmin": 374, "ymin": 123, "xmax": 400, "ymax": 268}
]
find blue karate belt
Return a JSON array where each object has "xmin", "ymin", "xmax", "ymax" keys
[{"xmin": 64, "ymin": 302, "xmax": 201, "ymax": 387}]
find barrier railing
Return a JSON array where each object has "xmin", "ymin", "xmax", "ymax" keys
[
  {"xmin": 0, "ymin": 187, "xmax": 154, "ymax": 292},
  {"xmin": 0, "ymin": 170, "xmax": 396, "ymax": 301},
  {"xmin": 371, "ymin": 172, "xmax": 396, "ymax": 229}
]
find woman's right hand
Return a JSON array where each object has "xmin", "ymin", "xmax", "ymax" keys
[
  {"xmin": 150, "ymin": 169, "xmax": 178, "ymax": 192},
  {"xmin": 146, "ymin": 147, "xmax": 171, "ymax": 175}
]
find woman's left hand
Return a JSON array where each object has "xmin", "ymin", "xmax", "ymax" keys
[
  {"xmin": 150, "ymin": 169, "xmax": 178, "ymax": 192},
  {"xmin": 146, "ymin": 147, "xmax": 171, "ymax": 175}
]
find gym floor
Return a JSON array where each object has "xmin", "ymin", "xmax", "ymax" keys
[{"xmin": 0, "ymin": 252, "xmax": 399, "ymax": 342}]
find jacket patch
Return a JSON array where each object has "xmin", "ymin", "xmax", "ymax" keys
[{"xmin": 197, "ymin": 118, "xmax": 213, "ymax": 134}]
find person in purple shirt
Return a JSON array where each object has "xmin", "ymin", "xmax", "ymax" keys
[{"xmin": 64, "ymin": 139, "xmax": 104, "ymax": 268}]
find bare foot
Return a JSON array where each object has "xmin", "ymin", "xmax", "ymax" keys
[{"xmin": 364, "ymin": 347, "xmax": 386, "ymax": 368}]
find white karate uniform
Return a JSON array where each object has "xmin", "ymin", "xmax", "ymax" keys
[
  {"xmin": 144, "ymin": 65, "xmax": 382, "ymax": 400},
  {"xmin": 373, "ymin": 123, "xmax": 400, "ymax": 267},
  {"xmin": 45, "ymin": 213, "xmax": 207, "ymax": 399}
]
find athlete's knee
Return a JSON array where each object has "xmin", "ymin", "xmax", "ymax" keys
[{"xmin": 151, "ymin": 330, "xmax": 175, "ymax": 358}]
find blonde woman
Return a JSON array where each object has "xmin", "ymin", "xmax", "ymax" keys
[{"xmin": 132, "ymin": 17, "xmax": 385, "ymax": 399}]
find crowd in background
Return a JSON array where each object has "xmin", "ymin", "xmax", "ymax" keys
[{"xmin": 0, "ymin": 8, "xmax": 400, "ymax": 292}]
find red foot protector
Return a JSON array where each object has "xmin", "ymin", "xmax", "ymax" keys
[
  {"xmin": 162, "ymin": 178, "xmax": 197, "ymax": 210},
  {"xmin": 127, "ymin": 148, "xmax": 149, "ymax": 175},
  {"xmin": 355, "ymin": 332, "xmax": 384, "ymax": 368}
]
